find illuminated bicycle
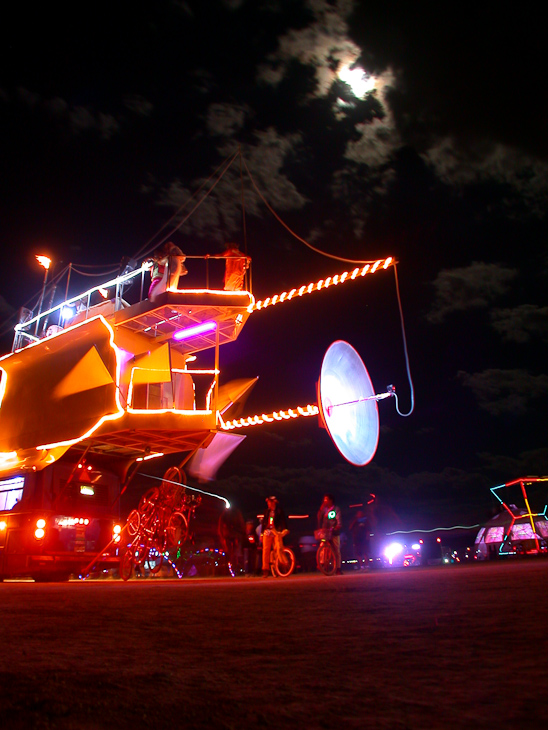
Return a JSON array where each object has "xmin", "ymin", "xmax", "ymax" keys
[
  {"xmin": 268, "ymin": 528, "xmax": 296, "ymax": 577},
  {"xmin": 315, "ymin": 528, "xmax": 337, "ymax": 576},
  {"xmin": 120, "ymin": 468, "xmax": 201, "ymax": 580}
]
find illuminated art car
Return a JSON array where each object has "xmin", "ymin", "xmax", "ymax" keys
[
  {"xmin": 474, "ymin": 477, "xmax": 548, "ymax": 560},
  {"xmin": 0, "ymin": 255, "xmax": 395, "ymax": 580}
]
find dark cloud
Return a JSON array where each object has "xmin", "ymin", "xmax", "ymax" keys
[
  {"xmin": 457, "ymin": 369, "xmax": 548, "ymax": 416},
  {"xmin": 68, "ymin": 107, "xmax": 119, "ymax": 139},
  {"xmin": 123, "ymin": 94, "xmax": 154, "ymax": 117},
  {"xmin": 479, "ymin": 448, "xmax": 548, "ymax": 482},
  {"xmin": 422, "ymin": 141, "xmax": 548, "ymax": 219},
  {"xmin": 427, "ymin": 263, "xmax": 517, "ymax": 324},
  {"xmin": 215, "ymin": 461, "xmax": 493, "ymax": 527},
  {"xmin": 6, "ymin": 86, "xmax": 121, "ymax": 139},
  {"xmin": 491, "ymin": 305, "xmax": 548, "ymax": 343}
]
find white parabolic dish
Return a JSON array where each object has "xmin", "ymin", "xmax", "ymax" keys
[{"xmin": 318, "ymin": 340, "xmax": 380, "ymax": 466}]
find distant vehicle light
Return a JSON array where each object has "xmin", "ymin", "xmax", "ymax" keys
[
  {"xmin": 411, "ymin": 543, "xmax": 420, "ymax": 551},
  {"xmin": 113, "ymin": 524, "xmax": 122, "ymax": 534},
  {"xmin": 384, "ymin": 542, "xmax": 404, "ymax": 564},
  {"xmin": 36, "ymin": 518, "xmax": 46, "ymax": 529},
  {"xmin": 34, "ymin": 528, "xmax": 45, "ymax": 540},
  {"xmin": 0, "ymin": 520, "xmax": 7, "ymax": 531}
]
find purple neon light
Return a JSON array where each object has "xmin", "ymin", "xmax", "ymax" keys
[{"xmin": 173, "ymin": 320, "xmax": 217, "ymax": 341}]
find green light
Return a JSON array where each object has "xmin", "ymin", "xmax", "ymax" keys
[{"xmin": 328, "ymin": 509, "xmax": 336, "ymax": 519}]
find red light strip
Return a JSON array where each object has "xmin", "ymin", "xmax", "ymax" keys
[{"xmin": 248, "ymin": 257, "xmax": 394, "ymax": 313}]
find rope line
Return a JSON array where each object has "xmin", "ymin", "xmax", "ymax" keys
[
  {"xmin": 241, "ymin": 156, "xmax": 381, "ymax": 265},
  {"xmin": 392, "ymin": 263, "xmax": 414, "ymax": 417}
]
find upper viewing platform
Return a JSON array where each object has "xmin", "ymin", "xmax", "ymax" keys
[{"xmin": 11, "ymin": 253, "xmax": 254, "ymax": 358}]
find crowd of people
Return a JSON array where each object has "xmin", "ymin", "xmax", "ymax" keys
[{"xmin": 214, "ymin": 493, "xmax": 375, "ymax": 577}]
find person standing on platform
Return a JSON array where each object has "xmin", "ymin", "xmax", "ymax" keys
[
  {"xmin": 148, "ymin": 242, "xmax": 187, "ymax": 301},
  {"xmin": 222, "ymin": 242, "xmax": 250, "ymax": 291}
]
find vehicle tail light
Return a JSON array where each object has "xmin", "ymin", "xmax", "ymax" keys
[
  {"xmin": 113, "ymin": 524, "xmax": 122, "ymax": 543},
  {"xmin": 35, "ymin": 518, "xmax": 46, "ymax": 540}
]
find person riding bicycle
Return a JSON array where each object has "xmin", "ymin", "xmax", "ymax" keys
[
  {"xmin": 317, "ymin": 493, "xmax": 343, "ymax": 575},
  {"xmin": 260, "ymin": 496, "xmax": 287, "ymax": 577}
]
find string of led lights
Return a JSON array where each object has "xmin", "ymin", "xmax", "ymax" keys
[
  {"xmin": 221, "ymin": 404, "xmax": 319, "ymax": 431},
  {"xmin": 247, "ymin": 257, "xmax": 393, "ymax": 313}
]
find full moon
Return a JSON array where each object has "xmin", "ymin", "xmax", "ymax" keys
[{"xmin": 338, "ymin": 65, "xmax": 376, "ymax": 97}]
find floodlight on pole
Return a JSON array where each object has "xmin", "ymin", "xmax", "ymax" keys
[
  {"xmin": 35, "ymin": 255, "xmax": 52, "ymax": 335},
  {"xmin": 36, "ymin": 255, "xmax": 51, "ymax": 271}
]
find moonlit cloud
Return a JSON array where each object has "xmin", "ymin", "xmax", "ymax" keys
[
  {"xmin": 343, "ymin": 115, "xmax": 398, "ymax": 168},
  {"xmin": 427, "ymin": 262, "xmax": 517, "ymax": 324},
  {"xmin": 338, "ymin": 64, "xmax": 376, "ymax": 97},
  {"xmin": 457, "ymin": 369, "xmax": 548, "ymax": 416},
  {"xmin": 256, "ymin": 0, "xmax": 363, "ymax": 98},
  {"xmin": 206, "ymin": 103, "xmax": 248, "ymax": 137},
  {"xmin": 157, "ymin": 127, "xmax": 307, "ymax": 242}
]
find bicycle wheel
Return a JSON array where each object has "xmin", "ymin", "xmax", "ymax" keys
[
  {"xmin": 274, "ymin": 547, "xmax": 295, "ymax": 577},
  {"xmin": 120, "ymin": 548, "xmax": 134, "ymax": 581},
  {"xmin": 127, "ymin": 509, "xmax": 140, "ymax": 537},
  {"xmin": 167, "ymin": 511, "xmax": 189, "ymax": 547},
  {"xmin": 317, "ymin": 542, "xmax": 337, "ymax": 575}
]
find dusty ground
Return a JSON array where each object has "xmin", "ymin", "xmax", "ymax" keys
[{"xmin": 1, "ymin": 561, "xmax": 547, "ymax": 730}]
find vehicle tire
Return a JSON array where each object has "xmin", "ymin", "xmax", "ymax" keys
[
  {"xmin": 127, "ymin": 509, "xmax": 140, "ymax": 537},
  {"xmin": 274, "ymin": 548, "xmax": 295, "ymax": 577},
  {"xmin": 167, "ymin": 511, "xmax": 189, "ymax": 547},
  {"xmin": 120, "ymin": 548, "xmax": 134, "ymax": 581},
  {"xmin": 317, "ymin": 543, "xmax": 337, "ymax": 575}
]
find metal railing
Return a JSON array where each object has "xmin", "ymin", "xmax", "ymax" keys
[{"xmin": 12, "ymin": 255, "xmax": 252, "ymax": 352}]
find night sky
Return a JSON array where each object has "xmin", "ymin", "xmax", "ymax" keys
[{"xmin": 1, "ymin": 1, "xmax": 547, "ymax": 528}]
